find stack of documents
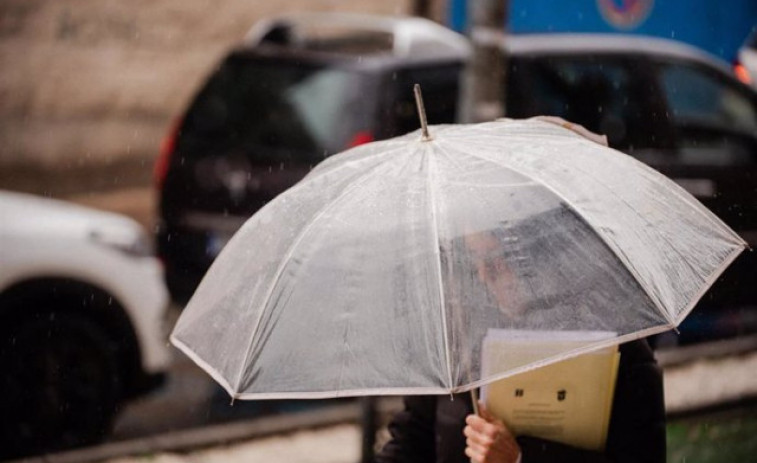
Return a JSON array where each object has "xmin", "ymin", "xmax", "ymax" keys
[{"xmin": 481, "ymin": 329, "xmax": 620, "ymax": 451}]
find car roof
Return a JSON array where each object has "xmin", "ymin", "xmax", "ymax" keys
[
  {"xmin": 239, "ymin": 12, "xmax": 471, "ymax": 66},
  {"xmin": 503, "ymin": 33, "xmax": 733, "ymax": 74}
]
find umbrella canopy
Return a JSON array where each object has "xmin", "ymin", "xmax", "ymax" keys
[{"xmin": 170, "ymin": 117, "xmax": 746, "ymax": 400}]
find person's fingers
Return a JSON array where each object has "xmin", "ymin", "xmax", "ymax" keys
[
  {"xmin": 475, "ymin": 403, "xmax": 516, "ymax": 440},
  {"xmin": 478, "ymin": 402, "xmax": 507, "ymax": 430},
  {"xmin": 478, "ymin": 401, "xmax": 495, "ymax": 420},
  {"xmin": 464, "ymin": 425, "xmax": 495, "ymax": 447},
  {"xmin": 465, "ymin": 439, "xmax": 487, "ymax": 458},
  {"xmin": 465, "ymin": 411, "xmax": 521, "ymax": 463},
  {"xmin": 464, "ymin": 445, "xmax": 484, "ymax": 463},
  {"xmin": 466, "ymin": 414, "xmax": 504, "ymax": 439}
]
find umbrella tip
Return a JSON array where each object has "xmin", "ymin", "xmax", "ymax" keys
[{"xmin": 413, "ymin": 84, "xmax": 432, "ymax": 142}]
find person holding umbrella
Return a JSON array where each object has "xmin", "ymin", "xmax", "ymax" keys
[
  {"xmin": 376, "ymin": 341, "xmax": 665, "ymax": 463},
  {"xmin": 170, "ymin": 105, "xmax": 743, "ymax": 462},
  {"xmin": 375, "ymin": 217, "xmax": 667, "ymax": 463}
]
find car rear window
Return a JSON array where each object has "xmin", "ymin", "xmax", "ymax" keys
[
  {"xmin": 659, "ymin": 63, "xmax": 757, "ymax": 133},
  {"xmin": 506, "ymin": 55, "xmax": 660, "ymax": 151},
  {"xmin": 181, "ymin": 55, "xmax": 378, "ymax": 162},
  {"xmin": 657, "ymin": 60, "xmax": 757, "ymax": 166},
  {"xmin": 748, "ymin": 31, "xmax": 757, "ymax": 49}
]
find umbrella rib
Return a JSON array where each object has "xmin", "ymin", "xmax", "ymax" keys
[
  {"xmin": 299, "ymin": 142, "xmax": 410, "ymax": 185},
  {"xmin": 443, "ymin": 138, "xmax": 678, "ymax": 328},
  {"xmin": 501, "ymin": 140, "xmax": 718, "ymax": 325},
  {"xmin": 426, "ymin": 146, "xmax": 454, "ymax": 392},
  {"xmin": 231, "ymin": 156, "xmax": 402, "ymax": 394}
]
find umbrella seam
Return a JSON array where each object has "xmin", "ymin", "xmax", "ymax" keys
[
  {"xmin": 443, "ymin": 137, "xmax": 677, "ymax": 328},
  {"xmin": 672, "ymin": 242, "xmax": 746, "ymax": 325},
  {"xmin": 426, "ymin": 144, "xmax": 454, "ymax": 392},
  {"xmin": 507, "ymin": 138, "xmax": 722, "ymax": 323},
  {"xmin": 460, "ymin": 132, "xmax": 745, "ymax": 251},
  {"xmin": 298, "ymin": 142, "xmax": 410, "ymax": 186},
  {"xmin": 459, "ymin": 124, "xmax": 745, "ymax": 244},
  {"xmin": 169, "ymin": 334, "xmax": 238, "ymax": 399},
  {"xmin": 218, "ymin": 324, "xmax": 675, "ymax": 400},
  {"xmin": 231, "ymin": 156, "xmax": 406, "ymax": 394}
]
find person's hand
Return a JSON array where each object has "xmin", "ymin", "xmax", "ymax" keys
[{"xmin": 464, "ymin": 402, "xmax": 521, "ymax": 463}]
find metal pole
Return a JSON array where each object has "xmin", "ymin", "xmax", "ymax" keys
[
  {"xmin": 460, "ymin": 0, "xmax": 509, "ymax": 123},
  {"xmin": 360, "ymin": 396, "xmax": 377, "ymax": 463},
  {"xmin": 412, "ymin": 0, "xmax": 432, "ymax": 18}
]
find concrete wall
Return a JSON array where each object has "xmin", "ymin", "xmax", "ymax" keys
[{"xmin": 0, "ymin": 0, "xmax": 410, "ymax": 194}]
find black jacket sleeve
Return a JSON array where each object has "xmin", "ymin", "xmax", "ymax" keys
[{"xmin": 375, "ymin": 395, "xmax": 438, "ymax": 463}]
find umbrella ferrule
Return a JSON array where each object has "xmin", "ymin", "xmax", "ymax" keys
[{"xmin": 413, "ymin": 83, "xmax": 433, "ymax": 141}]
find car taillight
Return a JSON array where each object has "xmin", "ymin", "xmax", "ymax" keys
[
  {"xmin": 154, "ymin": 120, "xmax": 180, "ymax": 189},
  {"xmin": 347, "ymin": 131, "xmax": 374, "ymax": 148},
  {"xmin": 734, "ymin": 62, "xmax": 753, "ymax": 86}
]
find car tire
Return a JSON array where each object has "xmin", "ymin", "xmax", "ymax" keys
[{"xmin": 0, "ymin": 310, "xmax": 122, "ymax": 459}]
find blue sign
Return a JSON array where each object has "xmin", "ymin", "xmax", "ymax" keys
[{"xmin": 448, "ymin": 0, "xmax": 757, "ymax": 61}]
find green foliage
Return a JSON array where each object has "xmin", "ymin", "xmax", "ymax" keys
[{"xmin": 667, "ymin": 404, "xmax": 757, "ymax": 463}]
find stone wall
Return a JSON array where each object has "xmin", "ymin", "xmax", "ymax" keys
[{"xmin": 0, "ymin": 0, "xmax": 411, "ymax": 194}]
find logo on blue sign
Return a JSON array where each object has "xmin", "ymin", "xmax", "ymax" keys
[{"xmin": 597, "ymin": 0, "xmax": 654, "ymax": 30}]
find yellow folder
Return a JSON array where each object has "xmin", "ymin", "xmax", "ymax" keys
[{"xmin": 481, "ymin": 330, "xmax": 621, "ymax": 451}]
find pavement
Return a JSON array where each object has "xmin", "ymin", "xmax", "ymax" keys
[
  {"xmin": 106, "ymin": 425, "xmax": 362, "ymax": 463},
  {"xmin": 662, "ymin": 340, "xmax": 757, "ymax": 414},
  {"xmin": 8, "ymin": 335, "xmax": 757, "ymax": 463}
]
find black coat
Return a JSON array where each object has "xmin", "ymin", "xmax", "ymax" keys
[{"xmin": 375, "ymin": 339, "xmax": 666, "ymax": 463}]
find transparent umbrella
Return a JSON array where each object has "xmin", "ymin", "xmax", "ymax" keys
[{"xmin": 170, "ymin": 106, "xmax": 746, "ymax": 401}]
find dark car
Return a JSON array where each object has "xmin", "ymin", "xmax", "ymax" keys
[
  {"xmin": 501, "ymin": 34, "xmax": 757, "ymax": 344},
  {"xmin": 157, "ymin": 15, "xmax": 757, "ymax": 343},
  {"xmin": 155, "ymin": 13, "xmax": 469, "ymax": 303}
]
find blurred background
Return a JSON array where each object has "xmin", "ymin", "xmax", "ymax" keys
[{"xmin": 1, "ymin": 1, "xmax": 757, "ymax": 462}]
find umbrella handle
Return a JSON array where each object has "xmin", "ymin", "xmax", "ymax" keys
[
  {"xmin": 469, "ymin": 389, "xmax": 481, "ymax": 463},
  {"xmin": 470, "ymin": 388, "xmax": 480, "ymax": 416}
]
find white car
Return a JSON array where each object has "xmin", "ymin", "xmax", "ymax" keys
[{"xmin": 0, "ymin": 190, "xmax": 170, "ymax": 458}]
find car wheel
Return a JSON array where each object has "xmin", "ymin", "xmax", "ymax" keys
[{"xmin": 0, "ymin": 310, "xmax": 122, "ymax": 459}]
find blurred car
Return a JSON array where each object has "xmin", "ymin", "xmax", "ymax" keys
[
  {"xmin": 155, "ymin": 13, "xmax": 469, "ymax": 303},
  {"xmin": 736, "ymin": 30, "xmax": 757, "ymax": 88},
  {"xmin": 0, "ymin": 190, "xmax": 171, "ymax": 459},
  {"xmin": 501, "ymin": 33, "xmax": 757, "ymax": 344},
  {"xmin": 156, "ymin": 13, "xmax": 756, "ymax": 343}
]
